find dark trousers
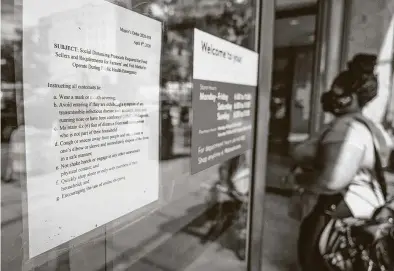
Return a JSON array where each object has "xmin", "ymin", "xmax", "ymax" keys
[
  {"xmin": 298, "ymin": 194, "xmax": 347, "ymax": 271},
  {"xmin": 298, "ymin": 209, "xmax": 330, "ymax": 271}
]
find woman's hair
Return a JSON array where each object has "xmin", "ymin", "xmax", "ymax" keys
[
  {"xmin": 321, "ymin": 54, "xmax": 378, "ymax": 113},
  {"xmin": 346, "ymin": 54, "xmax": 378, "ymax": 107}
]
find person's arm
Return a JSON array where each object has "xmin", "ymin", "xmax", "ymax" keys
[
  {"xmin": 296, "ymin": 122, "xmax": 366, "ymax": 194},
  {"xmin": 291, "ymin": 137, "xmax": 319, "ymax": 170},
  {"xmin": 291, "ymin": 127, "xmax": 330, "ymax": 170}
]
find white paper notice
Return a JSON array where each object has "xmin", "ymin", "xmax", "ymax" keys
[{"xmin": 22, "ymin": 0, "xmax": 161, "ymax": 258}]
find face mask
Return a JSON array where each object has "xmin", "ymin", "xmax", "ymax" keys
[
  {"xmin": 321, "ymin": 92, "xmax": 334, "ymax": 113},
  {"xmin": 321, "ymin": 91, "xmax": 354, "ymax": 114}
]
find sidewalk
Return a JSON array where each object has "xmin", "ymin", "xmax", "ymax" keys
[
  {"xmin": 265, "ymin": 154, "xmax": 293, "ymax": 192},
  {"xmin": 183, "ymin": 193, "xmax": 299, "ymax": 271}
]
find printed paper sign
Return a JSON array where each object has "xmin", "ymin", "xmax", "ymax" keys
[{"xmin": 23, "ymin": 0, "xmax": 161, "ymax": 257}]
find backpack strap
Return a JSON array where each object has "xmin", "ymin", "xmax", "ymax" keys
[{"xmin": 351, "ymin": 114, "xmax": 388, "ymax": 200}]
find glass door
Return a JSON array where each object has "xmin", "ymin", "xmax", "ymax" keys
[
  {"xmin": 269, "ymin": 49, "xmax": 294, "ymax": 155},
  {"xmin": 1, "ymin": 0, "xmax": 262, "ymax": 270}
]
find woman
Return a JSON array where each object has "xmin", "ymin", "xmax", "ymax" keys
[{"xmin": 292, "ymin": 54, "xmax": 392, "ymax": 270}]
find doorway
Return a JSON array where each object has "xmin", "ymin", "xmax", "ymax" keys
[
  {"xmin": 268, "ymin": 10, "xmax": 317, "ymax": 155},
  {"xmin": 269, "ymin": 49, "xmax": 295, "ymax": 155}
]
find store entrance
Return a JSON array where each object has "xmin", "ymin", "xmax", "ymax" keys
[
  {"xmin": 268, "ymin": 10, "xmax": 317, "ymax": 155},
  {"xmin": 269, "ymin": 49, "xmax": 295, "ymax": 155}
]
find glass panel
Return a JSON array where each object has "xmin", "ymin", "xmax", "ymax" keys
[
  {"xmin": 269, "ymin": 52, "xmax": 292, "ymax": 155},
  {"xmin": 264, "ymin": 12, "xmax": 316, "ymax": 269},
  {"xmin": 1, "ymin": 0, "xmax": 258, "ymax": 270},
  {"xmin": 289, "ymin": 47, "xmax": 313, "ymax": 142},
  {"xmin": 276, "ymin": 0, "xmax": 317, "ymax": 10},
  {"xmin": 274, "ymin": 15, "xmax": 316, "ymax": 48},
  {"xmin": 268, "ymin": 14, "xmax": 316, "ymax": 156}
]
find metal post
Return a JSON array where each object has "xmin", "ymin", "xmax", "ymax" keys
[
  {"xmin": 309, "ymin": 0, "xmax": 347, "ymax": 135},
  {"xmin": 309, "ymin": 0, "xmax": 329, "ymax": 135},
  {"xmin": 247, "ymin": 0, "xmax": 275, "ymax": 270},
  {"xmin": 325, "ymin": 0, "xmax": 346, "ymax": 94},
  {"xmin": 340, "ymin": 0, "xmax": 352, "ymax": 70}
]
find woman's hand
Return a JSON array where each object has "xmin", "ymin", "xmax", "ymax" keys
[
  {"xmin": 294, "ymin": 170, "xmax": 314, "ymax": 188},
  {"xmin": 282, "ymin": 166, "xmax": 309, "ymax": 191},
  {"xmin": 294, "ymin": 169, "xmax": 332, "ymax": 195},
  {"xmin": 292, "ymin": 138, "xmax": 319, "ymax": 169}
]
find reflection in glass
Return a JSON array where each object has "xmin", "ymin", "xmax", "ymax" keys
[
  {"xmin": 269, "ymin": 14, "xmax": 316, "ymax": 155},
  {"xmin": 1, "ymin": 0, "xmax": 257, "ymax": 270}
]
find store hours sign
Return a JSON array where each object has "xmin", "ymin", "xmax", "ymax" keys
[{"xmin": 191, "ymin": 29, "xmax": 259, "ymax": 174}]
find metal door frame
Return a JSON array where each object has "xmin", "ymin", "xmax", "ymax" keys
[
  {"xmin": 247, "ymin": 0, "xmax": 349, "ymax": 270},
  {"xmin": 247, "ymin": 0, "xmax": 275, "ymax": 270}
]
